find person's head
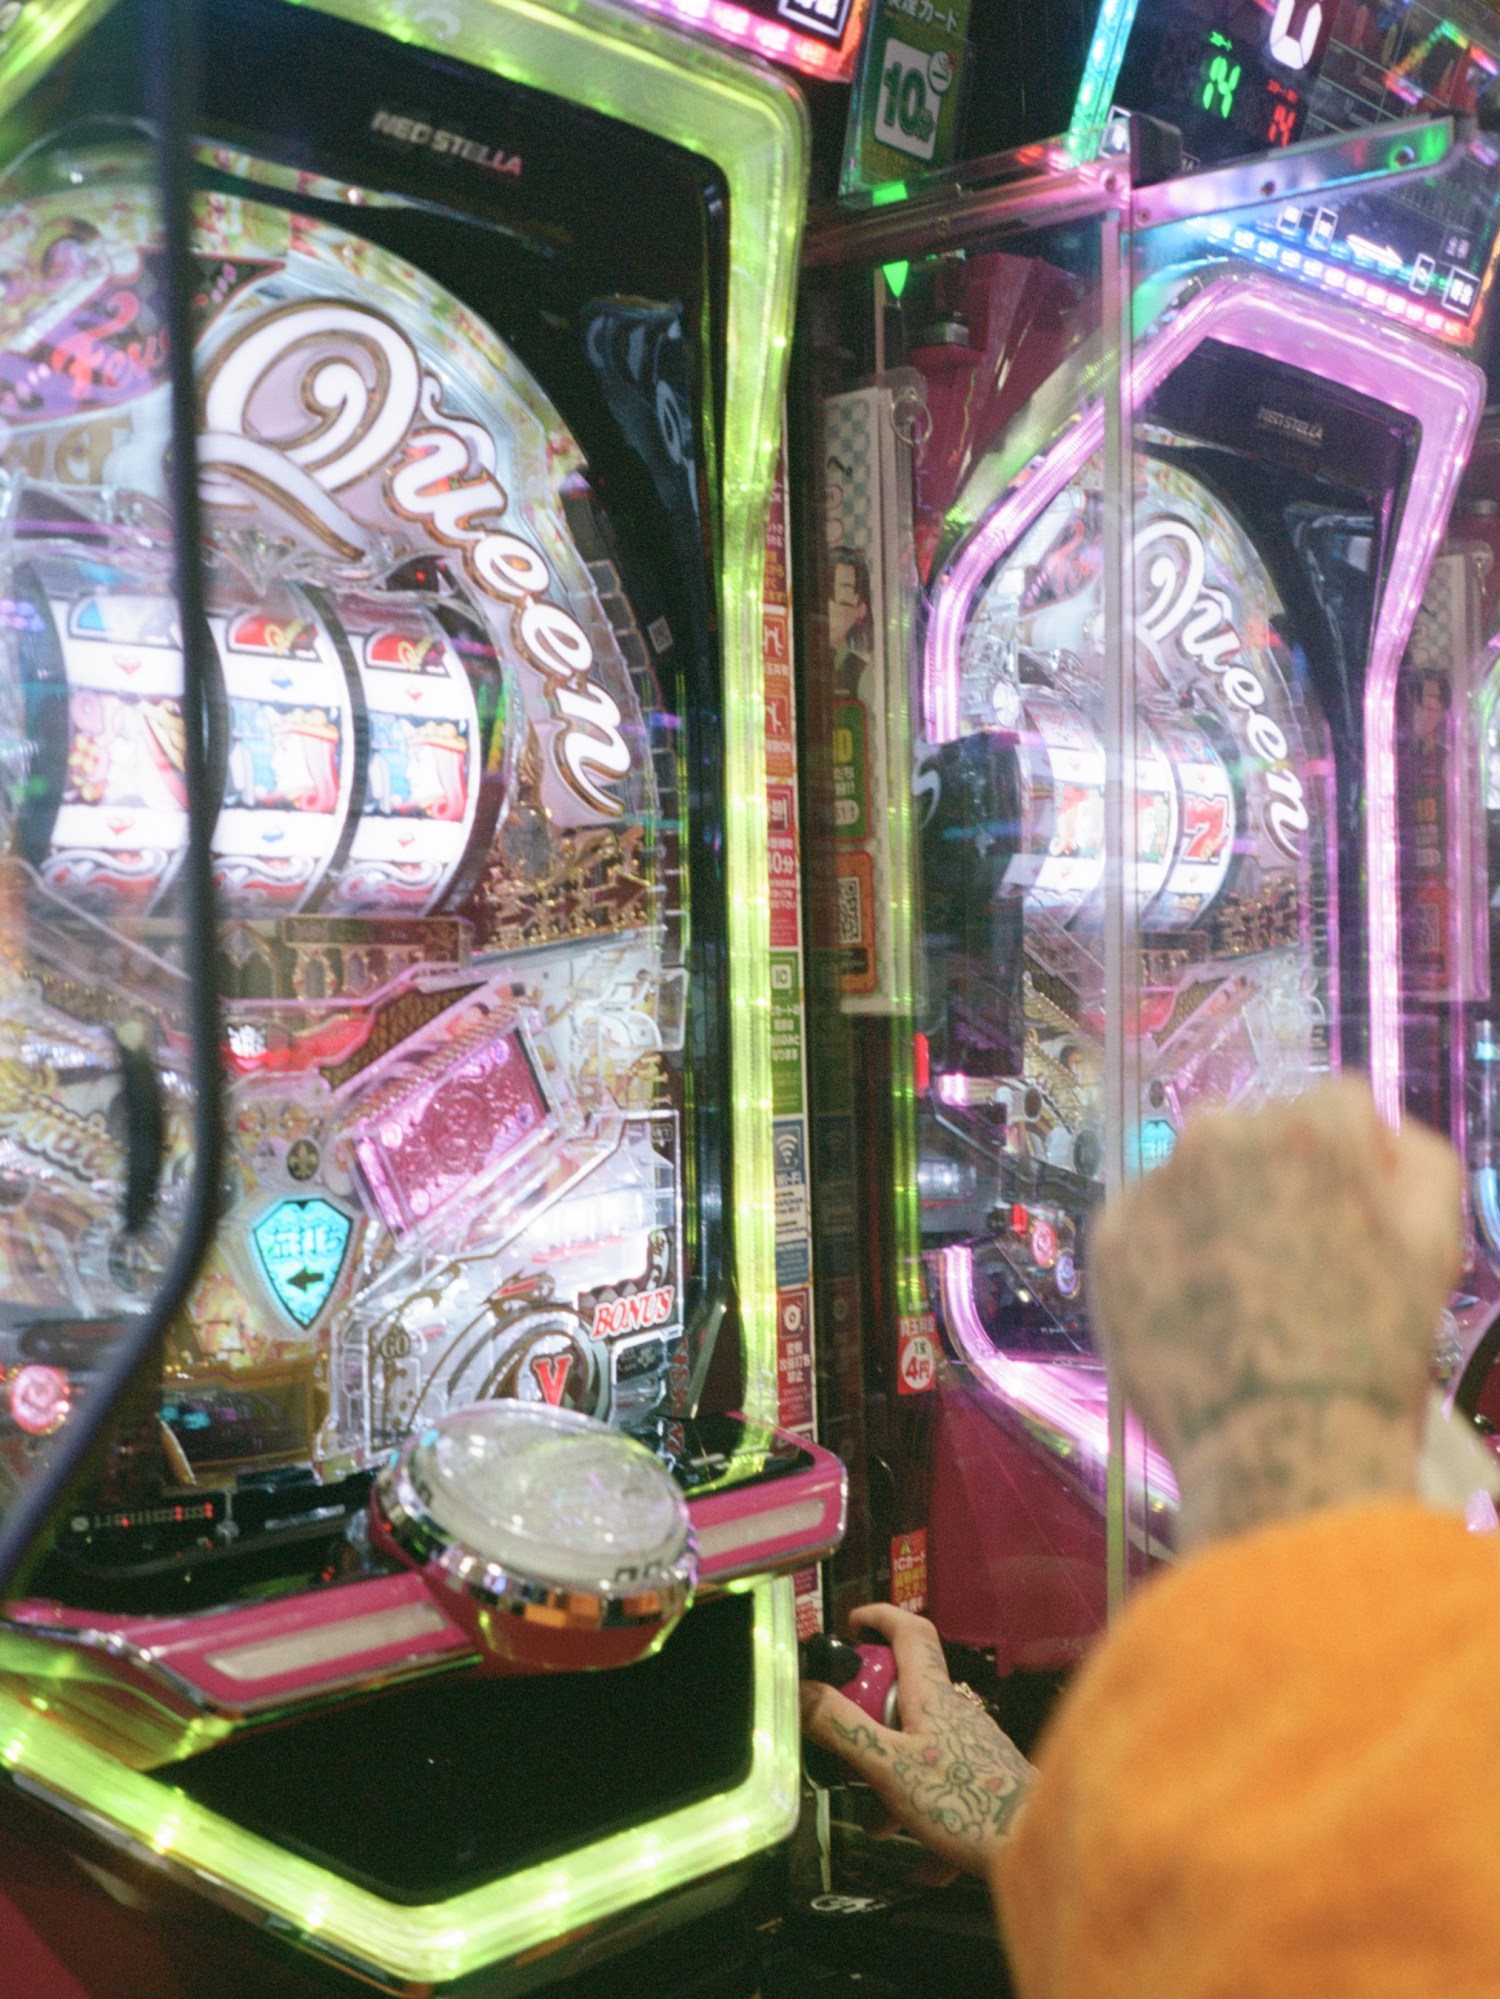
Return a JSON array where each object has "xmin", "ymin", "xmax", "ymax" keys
[{"xmin": 829, "ymin": 547, "xmax": 872, "ymax": 656}]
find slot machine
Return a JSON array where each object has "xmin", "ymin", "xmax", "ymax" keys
[
  {"xmin": 0, "ymin": 0, "xmax": 834, "ymax": 1991},
  {"xmin": 794, "ymin": 0, "xmax": 1500, "ymax": 1835},
  {"xmin": 973, "ymin": 0, "xmax": 1500, "ymax": 180}
]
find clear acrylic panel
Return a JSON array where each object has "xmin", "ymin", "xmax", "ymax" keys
[
  {"xmin": 0, "ymin": 114, "xmax": 211, "ymax": 1572},
  {"xmin": 1127, "ymin": 113, "xmax": 1500, "ymax": 1543},
  {"xmin": 800, "ymin": 0, "xmax": 1500, "ymax": 1901},
  {"xmin": 0, "ymin": 0, "xmax": 755, "ymax": 1598},
  {"xmin": 798, "ymin": 158, "xmax": 1138, "ymax": 1709}
]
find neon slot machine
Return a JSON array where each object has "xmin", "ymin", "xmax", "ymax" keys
[
  {"xmin": 0, "ymin": 0, "xmax": 838, "ymax": 1992},
  {"xmin": 793, "ymin": 0, "xmax": 1500, "ymax": 1893}
]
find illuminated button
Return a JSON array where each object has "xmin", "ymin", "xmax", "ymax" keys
[
  {"xmin": 1030, "ymin": 1219, "xmax": 1059, "ymax": 1270},
  {"xmin": 402, "ymin": 1402, "xmax": 690, "ymax": 1596},
  {"xmin": 10, "ymin": 1365, "xmax": 69, "ymax": 1436}
]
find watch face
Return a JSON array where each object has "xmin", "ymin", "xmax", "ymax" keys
[
  {"xmin": 1115, "ymin": 0, "xmax": 1335, "ymax": 167},
  {"xmin": 403, "ymin": 1402, "xmax": 692, "ymax": 1595}
]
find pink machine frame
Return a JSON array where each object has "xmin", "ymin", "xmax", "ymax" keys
[
  {"xmin": 6, "ymin": 1425, "xmax": 846, "ymax": 1720},
  {"xmin": 921, "ymin": 269, "xmax": 1485, "ymax": 1513}
]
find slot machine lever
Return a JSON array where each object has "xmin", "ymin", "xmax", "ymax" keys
[
  {"xmin": 684, "ymin": 1289, "xmax": 735, "ymax": 1417},
  {"xmin": 800, "ymin": 1631, "xmax": 899, "ymax": 1787}
]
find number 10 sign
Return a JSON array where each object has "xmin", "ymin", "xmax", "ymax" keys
[{"xmin": 841, "ymin": 0, "xmax": 971, "ymax": 191}]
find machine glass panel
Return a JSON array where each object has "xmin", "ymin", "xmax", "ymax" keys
[
  {"xmin": 0, "ymin": 0, "xmax": 732, "ymax": 1585},
  {"xmin": 798, "ymin": 118, "xmax": 1500, "ymax": 1734}
]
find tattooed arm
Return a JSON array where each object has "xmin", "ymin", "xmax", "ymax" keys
[
  {"xmin": 1089, "ymin": 1076, "xmax": 1463, "ymax": 1553},
  {"xmin": 802, "ymin": 1083, "xmax": 1460, "ymax": 1885},
  {"xmin": 799, "ymin": 1602, "xmax": 1035, "ymax": 1881}
]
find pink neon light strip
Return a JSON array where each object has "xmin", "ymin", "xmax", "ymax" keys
[
  {"xmin": 621, "ymin": 0, "xmax": 863, "ymax": 80},
  {"xmin": 923, "ymin": 270, "xmax": 1485, "ymax": 1123},
  {"xmin": 933, "ymin": 1243, "xmax": 1178, "ymax": 1499}
]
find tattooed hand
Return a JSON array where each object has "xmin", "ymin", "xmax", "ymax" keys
[
  {"xmin": 800, "ymin": 1603, "xmax": 1035, "ymax": 1879},
  {"xmin": 1089, "ymin": 1076, "xmax": 1463, "ymax": 1553}
]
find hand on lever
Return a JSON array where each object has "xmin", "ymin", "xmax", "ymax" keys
[
  {"xmin": 1089, "ymin": 1076, "xmax": 1464, "ymax": 1553},
  {"xmin": 799, "ymin": 1602, "xmax": 1035, "ymax": 1879}
]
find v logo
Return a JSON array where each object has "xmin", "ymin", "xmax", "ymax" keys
[{"xmin": 532, "ymin": 1353, "xmax": 574, "ymax": 1407}]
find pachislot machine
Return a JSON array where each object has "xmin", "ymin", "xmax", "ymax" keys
[
  {"xmin": 794, "ymin": 0, "xmax": 1500, "ymax": 1772},
  {"xmin": 0, "ymin": 0, "xmax": 847, "ymax": 1992}
]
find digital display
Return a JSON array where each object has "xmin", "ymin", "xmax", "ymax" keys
[
  {"xmin": 1115, "ymin": 0, "xmax": 1336, "ymax": 167},
  {"xmin": 1291, "ymin": 0, "xmax": 1500, "ymax": 344},
  {"xmin": 1131, "ymin": 0, "xmax": 1500, "ymax": 348}
]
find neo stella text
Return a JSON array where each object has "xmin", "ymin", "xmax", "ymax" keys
[{"xmin": 370, "ymin": 109, "xmax": 522, "ymax": 178}]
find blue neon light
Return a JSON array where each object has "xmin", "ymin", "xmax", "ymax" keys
[
  {"xmin": 252, "ymin": 1196, "xmax": 352, "ymax": 1327},
  {"xmin": 1066, "ymin": 0, "xmax": 1141, "ymax": 163},
  {"xmin": 1140, "ymin": 1118, "xmax": 1178, "ymax": 1170}
]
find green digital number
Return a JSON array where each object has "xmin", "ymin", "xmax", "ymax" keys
[{"xmin": 1202, "ymin": 51, "xmax": 1241, "ymax": 118}]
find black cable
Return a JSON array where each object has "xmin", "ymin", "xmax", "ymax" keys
[{"xmin": 0, "ymin": 0, "xmax": 223, "ymax": 1591}]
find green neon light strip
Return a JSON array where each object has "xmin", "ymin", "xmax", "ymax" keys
[
  {"xmin": 878, "ymin": 454, "xmax": 921, "ymax": 1319},
  {"xmin": 0, "ymin": 0, "xmax": 117, "ymax": 111},
  {"xmin": 1, "ymin": 1581, "xmax": 799, "ymax": 1987},
  {"xmin": 1064, "ymin": 0, "xmax": 1141, "ymax": 165},
  {"xmin": 0, "ymin": 0, "xmax": 809, "ymax": 1979}
]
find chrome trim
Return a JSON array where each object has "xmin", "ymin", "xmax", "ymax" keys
[
  {"xmin": 803, "ymin": 156, "xmax": 1124, "ymax": 269},
  {"xmin": 373, "ymin": 1440, "xmax": 698, "ymax": 1642},
  {"xmin": 1130, "ymin": 115, "xmax": 1459, "ymax": 229}
]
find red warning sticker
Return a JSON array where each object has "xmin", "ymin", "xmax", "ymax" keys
[
  {"xmin": 896, "ymin": 1311, "xmax": 938, "ymax": 1395},
  {"xmin": 890, "ymin": 1530, "xmax": 928, "ymax": 1613}
]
